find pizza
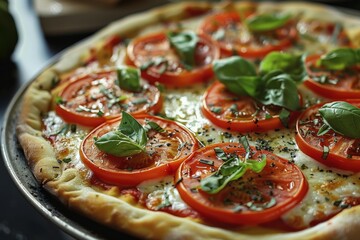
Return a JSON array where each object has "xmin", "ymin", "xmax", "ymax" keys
[{"xmin": 16, "ymin": 1, "xmax": 360, "ymax": 239}]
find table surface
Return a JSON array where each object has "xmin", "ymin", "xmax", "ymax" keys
[{"xmin": 1, "ymin": 0, "xmax": 359, "ymax": 239}]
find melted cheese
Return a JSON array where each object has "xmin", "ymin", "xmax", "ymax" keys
[{"xmin": 44, "ymin": 82, "xmax": 360, "ymax": 229}]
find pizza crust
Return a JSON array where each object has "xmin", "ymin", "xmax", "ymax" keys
[{"xmin": 16, "ymin": 1, "xmax": 360, "ymax": 239}]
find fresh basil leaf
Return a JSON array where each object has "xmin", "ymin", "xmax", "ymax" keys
[
  {"xmin": 118, "ymin": 111, "xmax": 147, "ymax": 146},
  {"xmin": 317, "ymin": 123, "xmax": 331, "ymax": 136},
  {"xmin": 94, "ymin": 131, "xmax": 145, "ymax": 157},
  {"xmin": 260, "ymin": 52, "xmax": 307, "ymax": 82},
  {"xmin": 201, "ymin": 149, "xmax": 266, "ymax": 194},
  {"xmin": 144, "ymin": 121, "xmax": 165, "ymax": 133},
  {"xmin": 218, "ymin": 155, "xmax": 242, "ymax": 176},
  {"xmin": 201, "ymin": 155, "xmax": 245, "ymax": 194},
  {"xmin": 213, "ymin": 56, "xmax": 260, "ymax": 96},
  {"xmin": 117, "ymin": 66, "xmax": 142, "ymax": 92},
  {"xmin": 55, "ymin": 96, "xmax": 64, "ymax": 105},
  {"xmin": 279, "ymin": 108, "xmax": 291, "ymax": 128},
  {"xmin": 246, "ymin": 13, "xmax": 291, "ymax": 32},
  {"xmin": 318, "ymin": 48, "xmax": 360, "ymax": 71},
  {"xmin": 256, "ymin": 71, "xmax": 300, "ymax": 111},
  {"xmin": 167, "ymin": 31, "xmax": 198, "ymax": 70},
  {"xmin": 245, "ymin": 155, "xmax": 267, "ymax": 173},
  {"xmin": 214, "ymin": 147, "xmax": 228, "ymax": 161},
  {"xmin": 240, "ymin": 135, "xmax": 251, "ymax": 155},
  {"xmin": 318, "ymin": 101, "xmax": 360, "ymax": 138}
]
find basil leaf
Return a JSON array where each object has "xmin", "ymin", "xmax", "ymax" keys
[
  {"xmin": 256, "ymin": 71, "xmax": 300, "ymax": 111},
  {"xmin": 246, "ymin": 13, "xmax": 291, "ymax": 32},
  {"xmin": 94, "ymin": 131, "xmax": 145, "ymax": 157},
  {"xmin": 318, "ymin": 48, "xmax": 360, "ymax": 71},
  {"xmin": 317, "ymin": 124, "xmax": 331, "ymax": 136},
  {"xmin": 167, "ymin": 31, "xmax": 198, "ymax": 70},
  {"xmin": 244, "ymin": 154, "xmax": 266, "ymax": 173},
  {"xmin": 318, "ymin": 101, "xmax": 360, "ymax": 138},
  {"xmin": 240, "ymin": 135, "xmax": 251, "ymax": 155},
  {"xmin": 260, "ymin": 52, "xmax": 306, "ymax": 82},
  {"xmin": 118, "ymin": 111, "xmax": 147, "ymax": 146},
  {"xmin": 201, "ymin": 150, "xmax": 266, "ymax": 194},
  {"xmin": 117, "ymin": 66, "xmax": 142, "ymax": 92},
  {"xmin": 213, "ymin": 56, "xmax": 300, "ymax": 112},
  {"xmin": 95, "ymin": 112, "xmax": 147, "ymax": 157},
  {"xmin": 214, "ymin": 147, "xmax": 228, "ymax": 161},
  {"xmin": 213, "ymin": 56, "xmax": 260, "ymax": 96},
  {"xmin": 279, "ymin": 108, "xmax": 291, "ymax": 128},
  {"xmin": 144, "ymin": 121, "xmax": 165, "ymax": 133}
]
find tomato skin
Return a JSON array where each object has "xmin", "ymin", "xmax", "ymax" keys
[
  {"xmin": 126, "ymin": 32, "xmax": 220, "ymax": 87},
  {"xmin": 55, "ymin": 70, "xmax": 163, "ymax": 127},
  {"xmin": 298, "ymin": 20, "xmax": 351, "ymax": 47},
  {"xmin": 201, "ymin": 81, "xmax": 300, "ymax": 132},
  {"xmin": 296, "ymin": 100, "xmax": 360, "ymax": 172},
  {"xmin": 80, "ymin": 115, "xmax": 199, "ymax": 186},
  {"xmin": 199, "ymin": 12, "xmax": 297, "ymax": 59},
  {"xmin": 304, "ymin": 55, "xmax": 360, "ymax": 99},
  {"xmin": 175, "ymin": 143, "xmax": 309, "ymax": 225}
]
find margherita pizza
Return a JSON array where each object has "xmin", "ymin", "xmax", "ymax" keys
[{"xmin": 16, "ymin": 1, "xmax": 360, "ymax": 239}]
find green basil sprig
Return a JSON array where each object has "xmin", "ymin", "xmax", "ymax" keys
[
  {"xmin": 213, "ymin": 56, "xmax": 260, "ymax": 96},
  {"xmin": 213, "ymin": 56, "xmax": 301, "ymax": 112},
  {"xmin": 257, "ymin": 71, "xmax": 300, "ymax": 111},
  {"xmin": 200, "ymin": 137, "xmax": 266, "ymax": 194},
  {"xmin": 260, "ymin": 52, "xmax": 307, "ymax": 82},
  {"xmin": 317, "ymin": 48, "xmax": 360, "ymax": 71},
  {"xmin": 246, "ymin": 13, "xmax": 291, "ymax": 32},
  {"xmin": 317, "ymin": 101, "xmax": 360, "ymax": 139},
  {"xmin": 94, "ymin": 111, "xmax": 148, "ymax": 157},
  {"xmin": 167, "ymin": 31, "xmax": 198, "ymax": 70},
  {"xmin": 117, "ymin": 66, "xmax": 142, "ymax": 92}
]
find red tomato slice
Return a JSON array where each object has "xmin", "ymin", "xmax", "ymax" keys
[
  {"xmin": 296, "ymin": 100, "xmax": 360, "ymax": 172},
  {"xmin": 199, "ymin": 12, "xmax": 297, "ymax": 59},
  {"xmin": 304, "ymin": 55, "xmax": 360, "ymax": 99},
  {"xmin": 56, "ymin": 70, "xmax": 162, "ymax": 127},
  {"xmin": 201, "ymin": 81, "xmax": 300, "ymax": 132},
  {"xmin": 125, "ymin": 32, "xmax": 220, "ymax": 87},
  {"xmin": 297, "ymin": 20, "xmax": 351, "ymax": 47},
  {"xmin": 175, "ymin": 142, "xmax": 308, "ymax": 225},
  {"xmin": 80, "ymin": 114, "xmax": 199, "ymax": 186}
]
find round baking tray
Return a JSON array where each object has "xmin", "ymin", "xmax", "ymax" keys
[{"xmin": 1, "ymin": 62, "xmax": 138, "ymax": 240}]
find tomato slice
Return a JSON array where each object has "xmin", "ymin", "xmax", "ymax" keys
[
  {"xmin": 125, "ymin": 32, "xmax": 220, "ymax": 87},
  {"xmin": 80, "ymin": 114, "xmax": 199, "ymax": 186},
  {"xmin": 175, "ymin": 142, "xmax": 308, "ymax": 225},
  {"xmin": 199, "ymin": 12, "xmax": 297, "ymax": 59},
  {"xmin": 296, "ymin": 100, "xmax": 360, "ymax": 172},
  {"xmin": 201, "ymin": 81, "xmax": 300, "ymax": 132},
  {"xmin": 56, "ymin": 70, "xmax": 162, "ymax": 127},
  {"xmin": 297, "ymin": 20, "xmax": 351, "ymax": 47},
  {"xmin": 304, "ymin": 55, "xmax": 360, "ymax": 99}
]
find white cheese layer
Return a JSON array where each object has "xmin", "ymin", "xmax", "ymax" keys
[{"xmin": 44, "ymin": 83, "xmax": 360, "ymax": 230}]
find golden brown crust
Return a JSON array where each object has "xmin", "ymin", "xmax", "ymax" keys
[{"xmin": 16, "ymin": 1, "xmax": 360, "ymax": 239}]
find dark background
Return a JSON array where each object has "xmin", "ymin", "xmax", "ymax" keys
[{"xmin": 0, "ymin": 0, "xmax": 359, "ymax": 239}]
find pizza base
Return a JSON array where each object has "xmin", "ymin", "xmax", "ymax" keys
[{"xmin": 16, "ymin": 1, "xmax": 360, "ymax": 239}]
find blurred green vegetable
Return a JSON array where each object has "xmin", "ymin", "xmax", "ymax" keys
[{"xmin": 0, "ymin": 0, "xmax": 18, "ymax": 61}]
